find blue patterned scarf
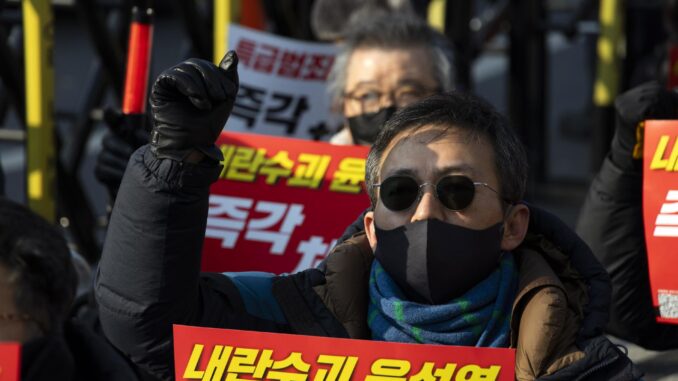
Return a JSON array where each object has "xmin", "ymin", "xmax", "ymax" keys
[{"xmin": 368, "ymin": 252, "xmax": 518, "ymax": 347}]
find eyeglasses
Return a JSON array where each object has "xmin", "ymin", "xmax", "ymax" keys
[
  {"xmin": 372, "ymin": 175, "xmax": 512, "ymax": 212},
  {"xmin": 344, "ymin": 85, "xmax": 438, "ymax": 114}
]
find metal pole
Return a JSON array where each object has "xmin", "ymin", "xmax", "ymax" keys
[
  {"xmin": 445, "ymin": 0, "xmax": 473, "ymax": 91},
  {"xmin": 427, "ymin": 0, "xmax": 446, "ymax": 33},
  {"xmin": 509, "ymin": 0, "xmax": 547, "ymax": 187},
  {"xmin": 213, "ymin": 0, "xmax": 235, "ymax": 64},
  {"xmin": 171, "ymin": 0, "xmax": 212, "ymax": 59},
  {"xmin": 22, "ymin": 0, "xmax": 55, "ymax": 222},
  {"xmin": 592, "ymin": 0, "xmax": 624, "ymax": 170}
]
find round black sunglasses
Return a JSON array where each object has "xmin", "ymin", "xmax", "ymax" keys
[{"xmin": 372, "ymin": 175, "xmax": 512, "ymax": 211}]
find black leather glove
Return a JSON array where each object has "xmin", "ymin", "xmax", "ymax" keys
[
  {"xmin": 612, "ymin": 81, "xmax": 678, "ymax": 172},
  {"xmin": 95, "ymin": 110, "xmax": 149, "ymax": 200},
  {"xmin": 149, "ymin": 51, "xmax": 239, "ymax": 162}
]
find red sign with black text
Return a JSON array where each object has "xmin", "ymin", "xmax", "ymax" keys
[
  {"xmin": 173, "ymin": 325, "xmax": 515, "ymax": 381},
  {"xmin": 202, "ymin": 132, "xmax": 370, "ymax": 273},
  {"xmin": 643, "ymin": 120, "xmax": 678, "ymax": 324},
  {"xmin": 0, "ymin": 343, "xmax": 20, "ymax": 381}
]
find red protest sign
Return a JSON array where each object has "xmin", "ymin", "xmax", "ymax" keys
[
  {"xmin": 643, "ymin": 120, "xmax": 678, "ymax": 324},
  {"xmin": 0, "ymin": 343, "xmax": 20, "ymax": 381},
  {"xmin": 203, "ymin": 132, "xmax": 370, "ymax": 274},
  {"xmin": 174, "ymin": 325, "xmax": 515, "ymax": 381}
]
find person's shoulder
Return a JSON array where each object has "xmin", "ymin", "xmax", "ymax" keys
[
  {"xmin": 329, "ymin": 127, "xmax": 354, "ymax": 145},
  {"xmin": 63, "ymin": 320, "xmax": 142, "ymax": 380},
  {"xmin": 541, "ymin": 335, "xmax": 644, "ymax": 381}
]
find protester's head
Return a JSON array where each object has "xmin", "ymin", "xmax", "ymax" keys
[
  {"xmin": 0, "ymin": 198, "xmax": 77, "ymax": 342},
  {"xmin": 311, "ymin": 0, "xmax": 412, "ymax": 42},
  {"xmin": 362, "ymin": 92, "xmax": 530, "ymax": 303},
  {"xmin": 328, "ymin": 12, "xmax": 455, "ymax": 145}
]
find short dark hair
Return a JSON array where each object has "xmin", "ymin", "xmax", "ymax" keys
[
  {"xmin": 311, "ymin": 0, "xmax": 410, "ymax": 41},
  {"xmin": 365, "ymin": 92, "xmax": 528, "ymax": 207},
  {"xmin": 0, "ymin": 198, "xmax": 77, "ymax": 334},
  {"xmin": 328, "ymin": 12, "xmax": 455, "ymax": 107}
]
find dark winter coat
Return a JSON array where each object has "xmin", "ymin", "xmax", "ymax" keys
[
  {"xmin": 20, "ymin": 320, "xmax": 139, "ymax": 381},
  {"xmin": 577, "ymin": 155, "xmax": 678, "ymax": 350},
  {"xmin": 96, "ymin": 146, "xmax": 642, "ymax": 380}
]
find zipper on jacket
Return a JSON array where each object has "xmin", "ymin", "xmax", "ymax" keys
[{"xmin": 572, "ymin": 352, "xmax": 619, "ymax": 381}]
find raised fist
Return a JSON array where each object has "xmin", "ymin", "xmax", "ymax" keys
[
  {"xmin": 150, "ymin": 51, "xmax": 239, "ymax": 162},
  {"xmin": 612, "ymin": 81, "xmax": 678, "ymax": 171}
]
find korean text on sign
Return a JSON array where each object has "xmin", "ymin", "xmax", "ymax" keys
[
  {"xmin": 643, "ymin": 120, "xmax": 678, "ymax": 324},
  {"xmin": 225, "ymin": 24, "xmax": 338, "ymax": 139},
  {"xmin": 202, "ymin": 132, "xmax": 370, "ymax": 274},
  {"xmin": 174, "ymin": 326, "xmax": 516, "ymax": 381}
]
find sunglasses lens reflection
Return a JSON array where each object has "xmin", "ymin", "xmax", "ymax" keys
[
  {"xmin": 380, "ymin": 176, "xmax": 420, "ymax": 211},
  {"xmin": 379, "ymin": 175, "xmax": 476, "ymax": 211},
  {"xmin": 437, "ymin": 176, "xmax": 475, "ymax": 211}
]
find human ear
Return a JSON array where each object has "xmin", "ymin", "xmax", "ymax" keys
[
  {"xmin": 500, "ymin": 203, "xmax": 530, "ymax": 251},
  {"xmin": 364, "ymin": 211, "xmax": 377, "ymax": 251}
]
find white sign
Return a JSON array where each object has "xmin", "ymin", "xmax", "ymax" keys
[{"xmin": 226, "ymin": 24, "xmax": 339, "ymax": 140}]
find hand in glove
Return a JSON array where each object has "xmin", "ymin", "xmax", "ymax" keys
[
  {"xmin": 149, "ymin": 51, "xmax": 239, "ymax": 162},
  {"xmin": 95, "ymin": 110, "xmax": 149, "ymax": 200},
  {"xmin": 612, "ymin": 81, "xmax": 678, "ymax": 171}
]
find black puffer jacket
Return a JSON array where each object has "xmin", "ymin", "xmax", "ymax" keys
[
  {"xmin": 20, "ymin": 320, "xmax": 140, "ymax": 381},
  {"xmin": 96, "ymin": 146, "xmax": 641, "ymax": 380},
  {"xmin": 577, "ymin": 155, "xmax": 678, "ymax": 350},
  {"xmin": 576, "ymin": 81, "xmax": 678, "ymax": 350}
]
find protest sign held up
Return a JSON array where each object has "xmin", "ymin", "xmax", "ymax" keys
[
  {"xmin": 174, "ymin": 325, "xmax": 515, "ymax": 381},
  {"xmin": 203, "ymin": 132, "xmax": 370, "ymax": 274},
  {"xmin": 227, "ymin": 24, "xmax": 338, "ymax": 140},
  {"xmin": 643, "ymin": 120, "xmax": 678, "ymax": 324},
  {"xmin": 0, "ymin": 343, "xmax": 20, "ymax": 381}
]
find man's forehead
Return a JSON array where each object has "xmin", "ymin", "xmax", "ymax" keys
[
  {"xmin": 347, "ymin": 47, "xmax": 437, "ymax": 83},
  {"xmin": 382, "ymin": 164, "xmax": 477, "ymax": 180},
  {"xmin": 378, "ymin": 125, "xmax": 484, "ymax": 178},
  {"xmin": 381, "ymin": 125, "xmax": 476, "ymax": 160}
]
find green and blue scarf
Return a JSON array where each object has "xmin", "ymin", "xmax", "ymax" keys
[{"xmin": 368, "ymin": 252, "xmax": 518, "ymax": 347}]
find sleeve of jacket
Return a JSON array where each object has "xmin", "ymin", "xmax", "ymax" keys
[
  {"xmin": 94, "ymin": 146, "xmax": 287, "ymax": 379},
  {"xmin": 527, "ymin": 203, "xmax": 611, "ymax": 342},
  {"xmin": 576, "ymin": 156, "xmax": 678, "ymax": 349}
]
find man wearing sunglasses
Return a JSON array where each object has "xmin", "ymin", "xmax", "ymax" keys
[{"xmin": 96, "ymin": 55, "xmax": 641, "ymax": 380}]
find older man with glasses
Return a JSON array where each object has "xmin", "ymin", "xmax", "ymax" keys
[
  {"xmin": 95, "ymin": 53, "xmax": 642, "ymax": 380},
  {"xmin": 328, "ymin": 11, "xmax": 453, "ymax": 145}
]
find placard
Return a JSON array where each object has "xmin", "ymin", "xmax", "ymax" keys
[
  {"xmin": 0, "ymin": 343, "xmax": 20, "ymax": 381},
  {"xmin": 174, "ymin": 325, "xmax": 515, "ymax": 381},
  {"xmin": 203, "ymin": 131, "xmax": 370, "ymax": 273},
  {"xmin": 227, "ymin": 24, "xmax": 339, "ymax": 140},
  {"xmin": 643, "ymin": 120, "xmax": 678, "ymax": 324}
]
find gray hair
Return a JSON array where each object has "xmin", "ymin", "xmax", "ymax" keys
[
  {"xmin": 311, "ymin": 0, "xmax": 413, "ymax": 41},
  {"xmin": 328, "ymin": 12, "xmax": 455, "ymax": 109},
  {"xmin": 366, "ymin": 92, "xmax": 528, "ymax": 208}
]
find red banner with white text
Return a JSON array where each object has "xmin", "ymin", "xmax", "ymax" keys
[
  {"xmin": 0, "ymin": 343, "xmax": 20, "ymax": 381},
  {"xmin": 202, "ymin": 132, "xmax": 370, "ymax": 273},
  {"xmin": 173, "ymin": 325, "xmax": 515, "ymax": 381},
  {"xmin": 643, "ymin": 120, "xmax": 678, "ymax": 324}
]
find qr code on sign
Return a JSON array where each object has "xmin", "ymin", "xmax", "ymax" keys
[{"xmin": 658, "ymin": 291, "xmax": 678, "ymax": 318}]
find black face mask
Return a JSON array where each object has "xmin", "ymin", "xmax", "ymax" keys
[
  {"xmin": 374, "ymin": 219, "xmax": 504, "ymax": 304},
  {"xmin": 346, "ymin": 106, "xmax": 397, "ymax": 145}
]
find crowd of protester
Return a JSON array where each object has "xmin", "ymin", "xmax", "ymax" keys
[{"xmin": 2, "ymin": 1, "xmax": 678, "ymax": 380}]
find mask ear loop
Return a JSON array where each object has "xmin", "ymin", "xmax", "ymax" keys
[{"xmin": 497, "ymin": 201, "xmax": 517, "ymax": 256}]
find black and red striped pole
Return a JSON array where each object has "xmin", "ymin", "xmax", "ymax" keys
[
  {"xmin": 96, "ymin": 0, "xmax": 155, "ymax": 205},
  {"xmin": 122, "ymin": 0, "xmax": 154, "ymax": 117}
]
